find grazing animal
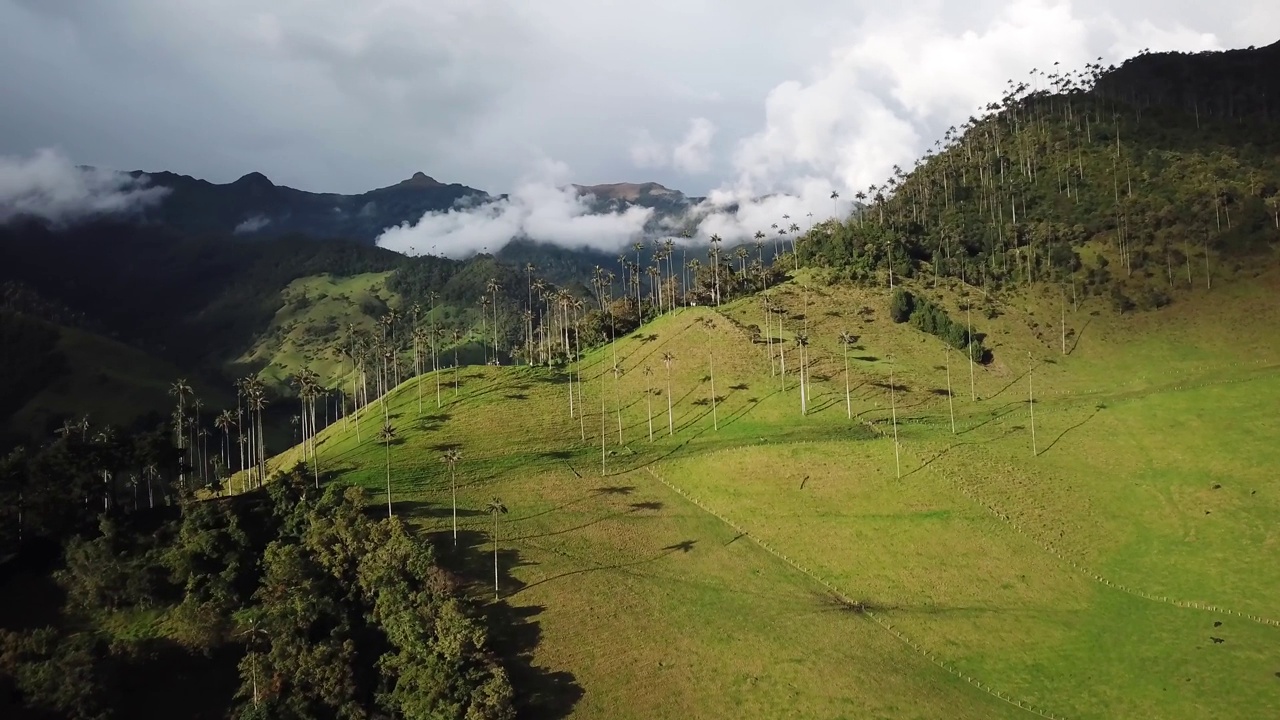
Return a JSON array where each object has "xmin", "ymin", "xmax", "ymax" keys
[{"xmin": 1210, "ymin": 637, "xmax": 1225, "ymax": 644}]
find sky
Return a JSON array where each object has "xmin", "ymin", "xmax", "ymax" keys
[{"xmin": 1, "ymin": 0, "xmax": 1277, "ymax": 255}]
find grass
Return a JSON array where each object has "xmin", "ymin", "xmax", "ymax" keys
[
  {"xmin": 248, "ymin": 262, "xmax": 1280, "ymax": 719},
  {"xmin": 239, "ymin": 271, "xmax": 397, "ymax": 388}
]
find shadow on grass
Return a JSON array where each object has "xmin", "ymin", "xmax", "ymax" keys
[
  {"xmin": 429, "ymin": 529, "xmax": 584, "ymax": 718},
  {"xmin": 391, "ymin": 499, "xmax": 484, "ymax": 519},
  {"xmin": 1039, "ymin": 406, "xmax": 1103, "ymax": 456}
]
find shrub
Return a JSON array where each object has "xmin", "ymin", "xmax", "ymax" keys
[{"xmin": 889, "ymin": 288, "xmax": 914, "ymax": 323}]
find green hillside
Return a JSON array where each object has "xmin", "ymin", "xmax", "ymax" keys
[
  {"xmin": 800, "ymin": 43, "xmax": 1280, "ymax": 313},
  {"xmin": 239, "ymin": 257, "xmax": 1280, "ymax": 718},
  {"xmin": 8, "ymin": 323, "xmax": 225, "ymax": 437}
]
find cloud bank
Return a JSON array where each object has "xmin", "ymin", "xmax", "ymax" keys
[
  {"xmin": 376, "ymin": 160, "xmax": 653, "ymax": 258},
  {"xmin": 381, "ymin": 0, "xmax": 1232, "ymax": 254},
  {"xmin": 678, "ymin": 0, "xmax": 1225, "ymax": 243},
  {"xmin": 0, "ymin": 148, "xmax": 169, "ymax": 225}
]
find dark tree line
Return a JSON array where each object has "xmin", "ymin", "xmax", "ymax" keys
[{"xmin": 1, "ymin": 466, "xmax": 515, "ymax": 720}]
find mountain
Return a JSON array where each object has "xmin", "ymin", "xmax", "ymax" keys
[
  {"xmin": 0, "ymin": 217, "xmax": 542, "ymax": 445},
  {"xmin": 799, "ymin": 40, "xmax": 1280, "ymax": 315},
  {"xmin": 128, "ymin": 169, "xmax": 489, "ymax": 242}
]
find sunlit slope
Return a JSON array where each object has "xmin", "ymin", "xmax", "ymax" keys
[
  {"xmin": 273, "ymin": 269, "xmax": 1280, "ymax": 719},
  {"xmin": 236, "ymin": 272, "xmax": 397, "ymax": 387}
]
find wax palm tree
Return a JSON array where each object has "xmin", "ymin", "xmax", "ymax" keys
[
  {"xmin": 794, "ymin": 334, "xmax": 809, "ymax": 415},
  {"xmin": 662, "ymin": 352, "xmax": 675, "ymax": 435},
  {"xmin": 889, "ymin": 355, "xmax": 900, "ymax": 479},
  {"xmin": 643, "ymin": 365, "xmax": 654, "ymax": 441},
  {"xmin": 839, "ymin": 331, "xmax": 855, "ymax": 419},
  {"xmin": 412, "ymin": 326, "xmax": 429, "ymax": 414},
  {"xmin": 379, "ymin": 422, "xmax": 396, "ymax": 518},
  {"xmin": 708, "ymin": 234, "xmax": 723, "ymax": 305},
  {"xmin": 214, "ymin": 410, "xmax": 234, "ymax": 470},
  {"xmin": 169, "ymin": 379, "xmax": 192, "ymax": 487},
  {"xmin": 441, "ymin": 448, "xmax": 462, "ymax": 546},
  {"xmin": 485, "ymin": 278, "xmax": 502, "ymax": 361},
  {"xmin": 487, "ymin": 498, "xmax": 509, "ymax": 599}
]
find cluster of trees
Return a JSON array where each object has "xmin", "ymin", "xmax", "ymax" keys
[
  {"xmin": 889, "ymin": 289, "xmax": 990, "ymax": 363},
  {"xmin": 0, "ymin": 422, "xmax": 184, "ymax": 557},
  {"xmin": 1, "ymin": 467, "xmax": 515, "ymax": 720},
  {"xmin": 792, "ymin": 47, "xmax": 1280, "ymax": 304}
]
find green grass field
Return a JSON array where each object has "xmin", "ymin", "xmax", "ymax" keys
[{"xmin": 253, "ymin": 264, "xmax": 1280, "ymax": 719}]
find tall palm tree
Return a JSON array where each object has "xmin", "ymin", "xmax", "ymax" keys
[
  {"xmin": 632, "ymin": 242, "xmax": 644, "ymax": 307},
  {"xmin": 643, "ymin": 365, "xmax": 654, "ymax": 441},
  {"xmin": 487, "ymin": 498, "xmax": 509, "ymax": 599},
  {"xmin": 794, "ymin": 334, "xmax": 809, "ymax": 415},
  {"xmin": 662, "ymin": 352, "xmax": 675, "ymax": 435},
  {"xmin": 168, "ymin": 379, "xmax": 192, "ymax": 488},
  {"xmin": 945, "ymin": 343, "xmax": 956, "ymax": 434},
  {"xmin": 485, "ymin": 278, "xmax": 502, "ymax": 363},
  {"xmin": 214, "ymin": 410, "xmax": 235, "ymax": 474},
  {"xmin": 839, "ymin": 331, "xmax": 855, "ymax": 419},
  {"xmin": 441, "ymin": 448, "xmax": 462, "ymax": 546},
  {"xmin": 708, "ymin": 234, "xmax": 723, "ymax": 306},
  {"xmin": 889, "ymin": 355, "xmax": 900, "ymax": 479},
  {"xmin": 379, "ymin": 422, "xmax": 396, "ymax": 517},
  {"xmin": 830, "ymin": 190, "xmax": 840, "ymax": 218}
]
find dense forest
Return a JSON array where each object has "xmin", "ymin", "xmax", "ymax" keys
[{"xmin": 0, "ymin": 421, "xmax": 515, "ymax": 719}]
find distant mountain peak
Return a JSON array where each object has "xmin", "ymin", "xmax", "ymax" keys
[
  {"xmin": 400, "ymin": 172, "xmax": 442, "ymax": 188},
  {"xmin": 232, "ymin": 171, "xmax": 275, "ymax": 188},
  {"xmin": 572, "ymin": 182, "xmax": 678, "ymax": 202}
]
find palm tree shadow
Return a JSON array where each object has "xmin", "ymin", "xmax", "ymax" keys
[
  {"xmin": 1066, "ymin": 317, "xmax": 1093, "ymax": 356},
  {"xmin": 983, "ymin": 369, "xmax": 1029, "ymax": 403},
  {"xmin": 1039, "ymin": 406, "xmax": 1103, "ymax": 455}
]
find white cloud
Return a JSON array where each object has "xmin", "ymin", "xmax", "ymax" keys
[
  {"xmin": 629, "ymin": 129, "xmax": 668, "ymax": 169},
  {"xmin": 376, "ymin": 159, "xmax": 654, "ymax": 258},
  {"xmin": 233, "ymin": 215, "xmax": 272, "ymax": 234},
  {"xmin": 690, "ymin": 0, "xmax": 1233, "ymax": 243},
  {"xmin": 0, "ymin": 147, "xmax": 169, "ymax": 225},
  {"xmin": 629, "ymin": 117, "xmax": 718, "ymax": 176},
  {"xmin": 672, "ymin": 118, "xmax": 717, "ymax": 175},
  {"xmin": 0, "ymin": 0, "xmax": 1267, "ymax": 249}
]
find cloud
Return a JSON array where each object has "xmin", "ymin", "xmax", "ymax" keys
[
  {"xmin": 376, "ymin": 159, "xmax": 654, "ymax": 258},
  {"xmin": 0, "ymin": 147, "xmax": 169, "ymax": 225},
  {"xmin": 233, "ymin": 215, "xmax": 271, "ymax": 234},
  {"xmin": 687, "ymin": 0, "xmax": 1230, "ymax": 243},
  {"xmin": 0, "ymin": 0, "xmax": 1266, "ymax": 245},
  {"xmin": 629, "ymin": 130, "xmax": 668, "ymax": 169},
  {"xmin": 672, "ymin": 118, "xmax": 717, "ymax": 174},
  {"xmin": 629, "ymin": 117, "xmax": 718, "ymax": 176}
]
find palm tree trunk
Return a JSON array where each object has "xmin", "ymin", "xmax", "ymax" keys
[
  {"xmin": 384, "ymin": 440, "xmax": 394, "ymax": 517},
  {"xmin": 666, "ymin": 369, "xmax": 673, "ymax": 436},
  {"xmin": 843, "ymin": 346, "xmax": 851, "ymax": 419}
]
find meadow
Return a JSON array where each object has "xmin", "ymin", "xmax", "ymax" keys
[{"xmin": 258, "ymin": 264, "xmax": 1280, "ymax": 719}]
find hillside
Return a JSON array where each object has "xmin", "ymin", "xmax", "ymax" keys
[
  {"xmin": 0, "ymin": 215, "xmax": 610, "ymax": 445},
  {"xmin": 799, "ymin": 42, "xmax": 1280, "ymax": 314},
  {"xmin": 245, "ymin": 261, "xmax": 1280, "ymax": 719}
]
